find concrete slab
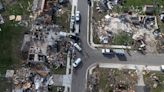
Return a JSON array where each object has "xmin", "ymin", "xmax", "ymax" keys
[
  {"xmin": 63, "ymin": 75, "xmax": 72, "ymax": 87},
  {"xmin": 53, "ymin": 75, "xmax": 63, "ymax": 86}
]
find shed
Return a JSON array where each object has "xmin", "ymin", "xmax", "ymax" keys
[{"xmin": 143, "ymin": 5, "xmax": 155, "ymax": 15}]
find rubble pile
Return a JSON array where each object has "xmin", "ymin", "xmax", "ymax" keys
[
  {"xmin": 93, "ymin": 13, "xmax": 159, "ymax": 53},
  {"xmin": 10, "ymin": 0, "xmax": 73, "ymax": 91},
  {"xmin": 144, "ymin": 72, "xmax": 164, "ymax": 89},
  {"xmin": 95, "ymin": 0, "xmax": 122, "ymax": 12}
]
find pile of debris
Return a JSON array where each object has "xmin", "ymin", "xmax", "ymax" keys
[
  {"xmin": 144, "ymin": 72, "xmax": 164, "ymax": 89},
  {"xmin": 95, "ymin": 0, "xmax": 123, "ymax": 12},
  {"xmin": 12, "ymin": 67, "xmax": 54, "ymax": 92},
  {"xmin": 93, "ymin": 13, "xmax": 159, "ymax": 53},
  {"xmin": 11, "ymin": 2, "xmax": 72, "ymax": 92}
]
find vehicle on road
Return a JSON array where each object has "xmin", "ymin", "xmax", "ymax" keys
[
  {"xmin": 75, "ymin": 11, "xmax": 80, "ymax": 35},
  {"xmin": 69, "ymin": 35, "xmax": 80, "ymax": 42},
  {"xmin": 73, "ymin": 58, "xmax": 82, "ymax": 68},
  {"xmin": 75, "ymin": 11, "xmax": 80, "ymax": 22},
  {"xmin": 102, "ymin": 49, "xmax": 112, "ymax": 54},
  {"xmin": 70, "ymin": 41, "xmax": 82, "ymax": 51},
  {"xmin": 87, "ymin": 0, "xmax": 91, "ymax": 6}
]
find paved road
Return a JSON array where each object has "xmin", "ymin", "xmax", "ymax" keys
[{"xmin": 71, "ymin": 0, "xmax": 164, "ymax": 92}]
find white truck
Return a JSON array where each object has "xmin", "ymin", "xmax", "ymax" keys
[{"xmin": 70, "ymin": 41, "xmax": 82, "ymax": 51}]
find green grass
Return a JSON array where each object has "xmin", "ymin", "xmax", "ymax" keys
[
  {"xmin": 0, "ymin": 0, "xmax": 32, "ymax": 75},
  {"xmin": 0, "ymin": 21, "xmax": 25, "ymax": 74},
  {"xmin": 99, "ymin": 69, "xmax": 112, "ymax": 91},
  {"xmin": 52, "ymin": 66, "xmax": 66, "ymax": 74},
  {"xmin": 3, "ymin": 0, "xmax": 32, "ymax": 15},
  {"xmin": 123, "ymin": 0, "xmax": 164, "ymax": 7},
  {"xmin": 112, "ymin": 32, "xmax": 133, "ymax": 45}
]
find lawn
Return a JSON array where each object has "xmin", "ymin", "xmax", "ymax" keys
[
  {"xmin": 123, "ymin": 0, "xmax": 164, "ymax": 7},
  {"xmin": 0, "ymin": 0, "xmax": 32, "ymax": 75},
  {"xmin": 52, "ymin": 66, "xmax": 66, "ymax": 74},
  {"xmin": 112, "ymin": 32, "xmax": 134, "ymax": 45}
]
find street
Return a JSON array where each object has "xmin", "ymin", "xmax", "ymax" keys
[{"xmin": 71, "ymin": 0, "xmax": 164, "ymax": 92}]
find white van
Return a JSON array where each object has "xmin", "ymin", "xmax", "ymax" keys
[{"xmin": 73, "ymin": 58, "xmax": 82, "ymax": 68}]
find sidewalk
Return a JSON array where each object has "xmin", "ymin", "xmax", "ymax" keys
[{"xmin": 99, "ymin": 63, "xmax": 161, "ymax": 71}]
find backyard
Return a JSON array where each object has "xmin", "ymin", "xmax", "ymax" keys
[{"xmin": 0, "ymin": 0, "xmax": 32, "ymax": 91}]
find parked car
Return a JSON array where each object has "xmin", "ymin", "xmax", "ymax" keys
[
  {"xmin": 70, "ymin": 14, "xmax": 75, "ymax": 31},
  {"xmin": 75, "ymin": 11, "xmax": 80, "ymax": 22},
  {"xmin": 102, "ymin": 49, "xmax": 112, "ymax": 54},
  {"xmin": 87, "ymin": 0, "xmax": 91, "ymax": 6},
  {"xmin": 73, "ymin": 58, "xmax": 82, "ymax": 68},
  {"xmin": 69, "ymin": 35, "xmax": 80, "ymax": 42},
  {"xmin": 75, "ymin": 11, "xmax": 80, "ymax": 35}
]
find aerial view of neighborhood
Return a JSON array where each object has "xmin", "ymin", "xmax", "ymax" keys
[{"xmin": 1, "ymin": 0, "xmax": 164, "ymax": 92}]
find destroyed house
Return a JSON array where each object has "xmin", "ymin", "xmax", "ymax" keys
[
  {"xmin": 28, "ymin": 54, "xmax": 47, "ymax": 63},
  {"xmin": 130, "ymin": 16, "xmax": 140, "ymax": 25}
]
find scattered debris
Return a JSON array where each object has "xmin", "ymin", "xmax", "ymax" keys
[
  {"xmin": 15, "ymin": 15, "xmax": 22, "ymax": 21},
  {"xmin": 9, "ymin": 15, "xmax": 15, "ymax": 20},
  {"xmin": 88, "ymin": 68, "xmax": 137, "ymax": 92},
  {"xmin": 5, "ymin": 70, "xmax": 14, "ymax": 78}
]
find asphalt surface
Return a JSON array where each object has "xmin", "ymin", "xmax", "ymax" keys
[{"xmin": 71, "ymin": 0, "xmax": 164, "ymax": 92}]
